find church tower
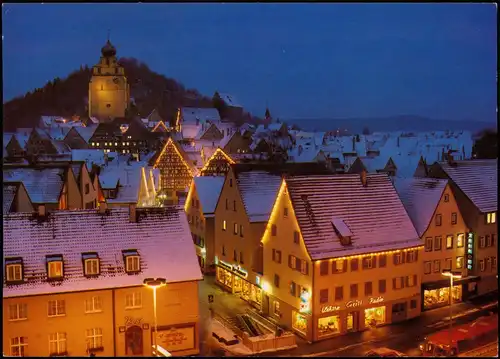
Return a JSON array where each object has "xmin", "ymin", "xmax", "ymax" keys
[{"xmin": 88, "ymin": 38, "xmax": 130, "ymax": 121}]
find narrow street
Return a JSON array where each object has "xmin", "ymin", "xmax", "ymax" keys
[{"xmin": 198, "ymin": 277, "xmax": 498, "ymax": 357}]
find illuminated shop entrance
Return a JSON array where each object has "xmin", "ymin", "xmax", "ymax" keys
[
  {"xmin": 318, "ymin": 315, "xmax": 341, "ymax": 338},
  {"xmin": 346, "ymin": 311, "xmax": 358, "ymax": 332},
  {"xmin": 292, "ymin": 311, "xmax": 308, "ymax": 336},
  {"xmin": 215, "ymin": 263, "xmax": 262, "ymax": 310},
  {"xmin": 424, "ymin": 285, "xmax": 462, "ymax": 310},
  {"xmin": 364, "ymin": 306, "xmax": 386, "ymax": 328}
]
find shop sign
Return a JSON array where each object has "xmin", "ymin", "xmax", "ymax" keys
[
  {"xmin": 125, "ymin": 316, "xmax": 143, "ymax": 327},
  {"xmin": 346, "ymin": 299, "xmax": 363, "ymax": 308},
  {"xmin": 232, "ymin": 264, "xmax": 248, "ymax": 278},
  {"xmin": 368, "ymin": 296, "xmax": 384, "ymax": 304},
  {"xmin": 466, "ymin": 232, "xmax": 474, "ymax": 270},
  {"xmin": 219, "ymin": 260, "xmax": 232, "ymax": 270},
  {"xmin": 299, "ymin": 289, "xmax": 311, "ymax": 313},
  {"xmin": 157, "ymin": 326, "xmax": 195, "ymax": 352},
  {"xmin": 321, "ymin": 305, "xmax": 341, "ymax": 313}
]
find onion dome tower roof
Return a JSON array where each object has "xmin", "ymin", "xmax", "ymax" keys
[{"xmin": 101, "ymin": 40, "xmax": 116, "ymax": 57}]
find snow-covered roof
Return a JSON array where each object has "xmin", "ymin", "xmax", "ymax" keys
[
  {"xmin": 14, "ymin": 129, "xmax": 32, "ymax": 149},
  {"xmin": 286, "ymin": 174, "xmax": 420, "ymax": 260},
  {"xmin": 3, "ymin": 184, "xmax": 17, "ymax": 214},
  {"xmin": 236, "ymin": 171, "xmax": 283, "ymax": 223},
  {"xmin": 3, "ymin": 167, "xmax": 65, "ymax": 204},
  {"xmin": 181, "ymin": 107, "xmax": 221, "ymax": 124},
  {"xmin": 3, "ymin": 207, "xmax": 202, "ymax": 298},
  {"xmin": 99, "ymin": 159, "xmax": 144, "ymax": 203},
  {"xmin": 393, "ymin": 177, "xmax": 448, "ymax": 237},
  {"xmin": 74, "ymin": 125, "xmax": 98, "ymax": 142},
  {"xmin": 217, "ymin": 93, "xmax": 242, "ymax": 108},
  {"xmin": 436, "ymin": 159, "xmax": 498, "ymax": 213},
  {"xmin": 48, "ymin": 127, "xmax": 71, "ymax": 141},
  {"xmin": 359, "ymin": 156, "xmax": 391, "ymax": 173},
  {"xmin": 71, "ymin": 149, "xmax": 107, "ymax": 168},
  {"xmin": 193, "ymin": 176, "xmax": 225, "ymax": 216}
]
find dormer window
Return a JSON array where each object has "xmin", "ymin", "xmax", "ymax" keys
[
  {"xmin": 5, "ymin": 257, "xmax": 23, "ymax": 283},
  {"xmin": 331, "ymin": 217, "xmax": 353, "ymax": 246},
  {"xmin": 46, "ymin": 255, "xmax": 64, "ymax": 280},
  {"xmin": 123, "ymin": 250, "xmax": 140, "ymax": 274},
  {"xmin": 82, "ymin": 253, "xmax": 100, "ymax": 277}
]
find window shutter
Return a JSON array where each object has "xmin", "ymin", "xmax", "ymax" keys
[
  {"xmin": 343, "ymin": 259, "xmax": 347, "ymax": 272},
  {"xmin": 372, "ymin": 256, "xmax": 377, "ymax": 268},
  {"xmin": 401, "ymin": 276, "xmax": 406, "ymax": 288},
  {"xmin": 296, "ymin": 257, "xmax": 301, "ymax": 272},
  {"xmin": 332, "ymin": 260, "xmax": 337, "ymax": 273},
  {"xmin": 415, "ymin": 250, "xmax": 418, "ymax": 261},
  {"xmin": 401, "ymin": 253, "xmax": 406, "ymax": 264},
  {"xmin": 272, "ymin": 249, "xmax": 276, "ymax": 261},
  {"xmin": 288, "ymin": 255, "xmax": 293, "ymax": 269},
  {"xmin": 406, "ymin": 251, "xmax": 410, "ymax": 263},
  {"xmin": 392, "ymin": 278, "xmax": 396, "ymax": 289},
  {"xmin": 413, "ymin": 274, "xmax": 417, "ymax": 286},
  {"xmin": 405, "ymin": 276, "xmax": 409, "ymax": 287},
  {"xmin": 351, "ymin": 258, "xmax": 358, "ymax": 271}
]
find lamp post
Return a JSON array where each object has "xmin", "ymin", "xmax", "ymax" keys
[
  {"xmin": 143, "ymin": 277, "xmax": 167, "ymax": 356},
  {"xmin": 441, "ymin": 270, "xmax": 462, "ymax": 354}
]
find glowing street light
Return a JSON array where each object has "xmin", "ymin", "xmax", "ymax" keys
[
  {"xmin": 143, "ymin": 277, "xmax": 167, "ymax": 355},
  {"xmin": 441, "ymin": 270, "xmax": 462, "ymax": 352}
]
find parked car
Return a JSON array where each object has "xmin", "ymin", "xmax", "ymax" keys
[{"xmin": 364, "ymin": 347, "xmax": 408, "ymax": 357}]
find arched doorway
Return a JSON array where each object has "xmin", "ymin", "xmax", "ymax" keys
[{"xmin": 125, "ymin": 325, "xmax": 143, "ymax": 355}]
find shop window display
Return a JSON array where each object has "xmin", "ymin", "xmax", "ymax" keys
[
  {"xmin": 234, "ymin": 275, "xmax": 242, "ymax": 293},
  {"xmin": 364, "ymin": 306, "xmax": 386, "ymax": 328},
  {"xmin": 250, "ymin": 285, "xmax": 262, "ymax": 306},
  {"xmin": 318, "ymin": 315, "xmax": 341, "ymax": 337},
  {"xmin": 222, "ymin": 268, "xmax": 233, "ymax": 289},
  {"xmin": 292, "ymin": 311, "xmax": 308, "ymax": 334},
  {"xmin": 424, "ymin": 285, "xmax": 462, "ymax": 309},
  {"xmin": 242, "ymin": 281, "xmax": 250, "ymax": 301},
  {"xmin": 346, "ymin": 312, "xmax": 356, "ymax": 332}
]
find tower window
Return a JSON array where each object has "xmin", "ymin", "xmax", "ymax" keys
[{"xmin": 106, "ymin": 104, "xmax": 111, "ymax": 108}]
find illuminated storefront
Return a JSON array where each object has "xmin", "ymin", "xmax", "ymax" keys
[
  {"xmin": 318, "ymin": 315, "xmax": 341, "ymax": 338},
  {"xmin": 364, "ymin": 306, "xmax": 386, "ymax": 328},
  {"xmin": 424, "ymin": 285, "xmax": 462, "ymax": 310},
  {"xmin": 215, "ymin": 259, "xmax": 262, "ymax": 309},
  {"xmin": 292, "ymin": 311, "xmax": 308, "ymax": 335}
]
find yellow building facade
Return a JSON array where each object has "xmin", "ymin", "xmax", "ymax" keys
[
  {"xmin": 88, "ymin": 39, "xmax": 130, "ymax": 121},
  {"xmin": 3, "ymin": 282, "xmax": 199, "ymax": 357}
]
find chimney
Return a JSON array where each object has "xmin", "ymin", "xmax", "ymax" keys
[
  {"xmin": 38, "ymin": 204, "xmax": 46, "ymax": 217},
  {"xmin": 447, "ymin": 150, "xmax": 457, "ymax": 166},
  {"xmin": 99, "ymin": 201, "xmax": 108, "ymax": 214},
  {"xmin": 360, "ymin": 169, "xmax": 368, "ymax": 187},
  {"xmin": 129, "ymin": 203, "xmax": 137, "ymax": 223}
]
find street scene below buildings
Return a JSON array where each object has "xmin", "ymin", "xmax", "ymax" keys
[{"xmin": 199, "ymin": 276, "xmax": 498, "ymax": 357}]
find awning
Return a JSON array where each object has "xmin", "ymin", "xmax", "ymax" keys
[{"xmin": 422, "ymin": 276, "xmax": 481, "ymax": 291}]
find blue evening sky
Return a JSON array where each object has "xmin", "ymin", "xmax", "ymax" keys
[{"xmin": 2, "ymin": 3, "xmax": 497, "ymax": 121}]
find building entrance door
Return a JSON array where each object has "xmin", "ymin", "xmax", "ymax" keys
[{"xmin": 125, "ymin": 325, "xmax": 143, "ymax": 355}]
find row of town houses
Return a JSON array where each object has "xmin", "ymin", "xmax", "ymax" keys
[{"xmin": 3, "ymin": 110, "xmax": 496, "ymax": 356}]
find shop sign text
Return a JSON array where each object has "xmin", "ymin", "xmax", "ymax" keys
[
  {"xmin": 368, "ymin": 296, "xmax": 384, "ymax": 304},
  {"xmin": 346, "ymin": 299, "xmax": 363, "ymax": 308},
  {"xmin": 125, "ymin": 316, "xmax": 143, "ymax": 327},
  {"xmin": 321, "ymin": 305, "xmax": 341, "ymax": 313}
]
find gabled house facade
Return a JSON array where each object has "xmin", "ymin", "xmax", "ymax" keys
[
  {"xmin": 63, "ymin": 127, "xmax": 90, "ymax": 150},
  {"xmin": 185, "ymin": 176, "xmax": 225, "ymax": 274},
  {"xmin": 261, "ymin": 173, "xmax": 422, "ymax": 342},
  {"xmin": 199, "ymin": 148, "xmax": 235, "ymax": 177},
  {"xmin": 427, "ymin": 159, "xmax": 498, "ymax": 296},
  {"xmin": 3, "ymin": 182, "xmax": 34, "ymax": 214},
  {"xmin": 395, "ymin": 178, "xmax": 471, "ymax": 310}
]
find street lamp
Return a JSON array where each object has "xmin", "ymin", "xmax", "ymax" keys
[
  {"xmin": 143, "ymin": 277, "xmax": 167, "ymax": 356},
  {"xmin": 441, "ymin": 270, "xmax": 462, "ymax": 353}
]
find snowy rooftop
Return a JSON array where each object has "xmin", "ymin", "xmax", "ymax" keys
[
  {"xmin": 236, "ymin": 171, "xmax": 283, "ymax": 223},
  {"xmin": 3, "ymin": 167, "xmax": 65, "ymax": 204},
  {"xmin": 217, "ymin": 93, "xmax": 242, "ymax": 108},
  {"xmin": 436, "ymin": 159, "xmax": 498, "ymax": 213},
  {"xmin": 99, "ymin": 159, "xmax": 144, "ymax": 203},
  {"xmin": 3, "ymin": 207, "xmax": 202, "ymax": 298},
  {"xmin": 3, "ymin": 184, "xmax": 18, "ymax": 214},
  {"xmin": 71, "ymin": 149, "xmax": 107, "ymax": 168},
  {"xmin": 181, "ymin": 107, "xmax": 221, "ymax": 124},
  {"xmin": 393, "ymin": 177, "xmax": 448, "ymax": 237},
  {"xmin": 193, "ymin": 176, "xmax": 225, "ymax": 216},
  {"xmin": 48, "ymin": 127, "xmax": 71, "ymax": 141},
  {"xmin": 286, "ymin": 174, "xmax": 420, "ymax": 260},
  {"xmin": 75, "ymin": 125, "xmax": 98, "ymax": 142}
]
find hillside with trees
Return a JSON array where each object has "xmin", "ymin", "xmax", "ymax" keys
[{"xmin": 3, "ymin": 58, "xmax": 260, "ymax": 131}]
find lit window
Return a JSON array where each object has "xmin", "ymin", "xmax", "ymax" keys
[
  {"xmin": 126, "ymin": 142, "xmax": 130, "ymax": 146},
  {"xmin": 122, "ymin": 150, "xmax": 126, "ymax": 154},
  {"xmin": 457, "ymin": 233, "xmax": 465, "ymax": 248},
  {"xmin": 104, "ymin": 142, "xmax": 108, "ymax": 146},
  {"xmin": 222, "ymin": 220, "xmax": 227, "ymax": 231},
  {"xmin": 123, "ymin": 250, "xmax": 140, "ymax": 273},
  {"xmin": 10, "ymin": 337, "xmax": 28, "ymax": 357},
  {"xmin": 122, "ymin": 142, "xmax": 126, "ymax": 146},
  {"xmin": 456, "ymin": 256, "xmax": 464, "ymax": 269},
  {"xmin": 46, "ymin": 255, "xmax": 64, "ymax": 279},
  {"xmin": 96, "ymin": 143, "xmax": 99, "ymax": 146},
  {"xmin": 125, "ymin": 292, "xmax": 142, "ymax": 309},
  {"xmin": 48, "ymin": 300, "xmax": 66, "ymax": 317},
  {"xmin": 49, "ymin": 333, "xmax": 67, "ymax": 355},
  {"xmin": 486, "ymin": 212, "xmax": 496, "ymax": 224},
  {"xmin": 85, "ymin": 296, "xmax": 102, "ymax": 313},
  {"xmin": 233, "ymin": 223, "xmax": 238, "ymax": 235},
  {"xmin": 9, "ymin": 303, "xmax": 27, "ymax": 321},
  {"xmin": 82, "ymin": 253, "xmax": 100, "ymax": 276},
  {"xmin": 86, "ymin": 328, "xmax": 103, "ymax": 351},
  {"xmin": 446, "ymin": 235, "xmax": 453, "ymax": 249},
  {"xmin": 91, "ymin": 142, "xmax": 95, "ymax": 146},
  {"xmin": 5, "ymin": 258, "xmax": 23, "ymax": 282}
]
